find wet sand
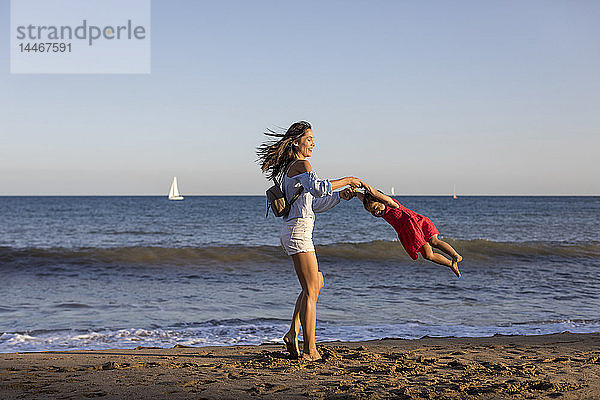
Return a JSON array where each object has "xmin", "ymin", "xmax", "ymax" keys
[{"xmin": 1, "ymin": 333, "xmax": 599, "ymax": 399}]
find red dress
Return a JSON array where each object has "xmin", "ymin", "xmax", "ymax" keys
[{"xmin": 382, "ymin": 198, "xmax": 439, "ymax": 260}]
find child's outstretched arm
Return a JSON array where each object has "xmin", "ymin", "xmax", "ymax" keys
[{"xmin": 363, "ymin": 183, "xmax": 399, "ymax": 209}]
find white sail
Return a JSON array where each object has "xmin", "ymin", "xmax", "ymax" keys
[
  {"xmin": 172, "ymin": 177, "xmax": 180, "ymax": 197},
  {"xmin": 168, "ymin": 177, "xmax": 184, "ymax": 200},
  {"xmin": 391, "ymin": 187, "xmax": 395, "ymax": 196}
]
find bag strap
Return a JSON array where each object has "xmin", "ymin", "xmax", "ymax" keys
[
  {"xmin": 289, "ymin": 186, "xmax": 303, "ymax": 206},
  {"xmin": 265, "ymin": 196, "xmax": 270, "ymax": 218},
  {"xmin": 282, "ymin": 161, "xmax": 304, "ymax": 208},
  {"xmin": 285, "ymin": 159, "xmax": 300, "ymax": 177}
]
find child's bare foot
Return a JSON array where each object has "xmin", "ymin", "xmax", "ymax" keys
[
  {"xmin": 451, "ymin": 254, "xmax": 462, "ymax": 278},
  {"xmin": 283, "ymin": 332, "xmax": 300, "ymax": 359},
  {"xmin": 301, "ymin": 351, "xmax": 322, "ymax": 362}
]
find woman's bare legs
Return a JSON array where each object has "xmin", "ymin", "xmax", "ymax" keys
[
  {"xmin": 283, "ymin": 294, "xmax": 302, "ymax": 358},
  {"xmin": 420, "ymin": 235, "xmax": 462, "ymax": 277},
  {"xmin": 284, "ymin": 270, "xmax": 324, "ymax": 357},
  {"xmin": 283, "ymin": 251, "xmax": 323, "ymax": 361}
]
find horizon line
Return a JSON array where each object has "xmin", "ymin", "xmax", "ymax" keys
[{"xmin": 1, "ymin": 194, "xmax": 599, "ymax": 197}]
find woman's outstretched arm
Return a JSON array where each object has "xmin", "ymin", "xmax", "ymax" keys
[
  {"xmin": 330, "ymin": 177, "xmax": 362, "ymax": 190},
  {"xmin": 291, "ymin": 160, "xmax": 362, "ymax": 193},
  {"xmin": 312, "ymin": 188, "xmax": 355, "ymax": 213}
]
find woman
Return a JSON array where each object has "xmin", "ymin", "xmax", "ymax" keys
[{"xmin": 257, "ymin": 121, "xmax": 361, "ymax": 361}]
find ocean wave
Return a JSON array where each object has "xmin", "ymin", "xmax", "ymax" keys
[
  {"xmin": 1, "ymin": 240, "xmax": 599, "ymax": 268},
  {"xmin": 0, "ymin": 245, "xmax": 284, "ymax": 267},
  {"xmin": 317, "ymin": 239, "xmax": 600, "ymax": 262},
  {"xmin": 2, "ymin": 319, "xmax": 599, "ymax": 353}
]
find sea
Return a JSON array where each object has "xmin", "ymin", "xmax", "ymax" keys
[{"xmin": 1, "ymin": 196, "xmax": 599, "ymax": 353}]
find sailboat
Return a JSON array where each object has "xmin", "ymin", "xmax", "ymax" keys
[
  {"xmin": 452, "ymin": 184, "xmax": 458, "ymax": 200},
  {"xmin": 168, "ymin": 177, "xmax": 184, "ymax": 200},
  {"xmin": 390, "ymin": 187, "xmax": 395, "ymax": 196}
]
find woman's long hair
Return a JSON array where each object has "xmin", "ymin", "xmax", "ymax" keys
[{"xmin": 257, "ymin": 121, "xmax": 312, "ymax": 183}]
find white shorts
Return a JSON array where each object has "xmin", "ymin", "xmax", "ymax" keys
[{"xmin": 280, "ymin": 217, "xmax": 315, "ymax": 256}]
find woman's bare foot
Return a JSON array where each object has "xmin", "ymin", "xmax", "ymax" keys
[
  {"xmin": 283, "ymin": 332, "xmax": 300, "ymax": 359},
  {"xmin": 301, "ymin": 351, "xmax": 322, "ymax": 362},
  {"xmin": 451, "ymin": 254, "xmax": 463, "ymax": 278},
  {"xmin": 283, "ymin": 333, "xmax": 300, "ymax": 359}
]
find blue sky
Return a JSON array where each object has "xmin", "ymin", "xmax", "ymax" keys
[{"xmin": 1, "ymin": 0, "xmax": 599, "ymax": 195}]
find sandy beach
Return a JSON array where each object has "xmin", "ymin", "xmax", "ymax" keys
[{"xmin": 0, "ymin": 333, "xmax": 598, "ymax": 399}]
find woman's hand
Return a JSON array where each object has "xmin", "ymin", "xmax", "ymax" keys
[
  {"xmin": 346, "ymin": 177, "xmax": 363, "ymax": 188},
  {"xmin": 339, "ymin": 188, "xmax": 356, "ymax": 201}
]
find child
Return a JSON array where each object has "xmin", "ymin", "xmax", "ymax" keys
[{"xmin": 352, "ymin": 183, "xmax": 462, "ymax": 277}]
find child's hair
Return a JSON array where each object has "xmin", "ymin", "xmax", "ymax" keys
[{"xmin": 362, "ymin": 191, "xmax": 383, "ymax": 211}]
